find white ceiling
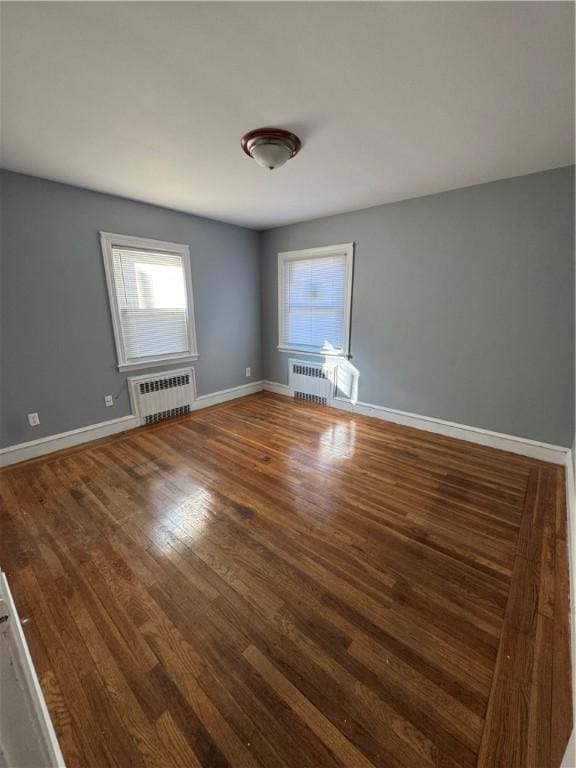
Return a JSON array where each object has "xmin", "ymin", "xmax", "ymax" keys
[{"xmin": 1, "ymin": 2, "xmax": 574, "ymax": 230}]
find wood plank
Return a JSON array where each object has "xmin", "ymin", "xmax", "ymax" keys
[
  {"xmin": 0, "ymin": 393, "xmax": 570, "ymax": 768},
  {"xmin": 243, "ymin": 644, "xmax": 377, "ymax": 768},
  {"xmin": 478, "ymin": 462, "xmax": 570, "ymax": 768}
]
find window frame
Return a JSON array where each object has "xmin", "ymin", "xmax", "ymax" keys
[
  {"xmin": 277, "ymin": 242, "xmax": 354, "ymax": 357},
  {"xmin": 100, "ymin": 231, "xmax": 199, "ymax": 372}
]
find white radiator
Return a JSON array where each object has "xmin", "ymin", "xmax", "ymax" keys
[
  {"xmin": 288, "ymin": 360, "xmax": 334, "ymax": 405},
  {"xmin": 128, "ymin": 368, "xmax": 196, "ymax": 426}
]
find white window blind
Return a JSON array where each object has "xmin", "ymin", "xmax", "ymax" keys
[
  {"xmin": 278, "ymin": 244, "xmax": 353, "ymax": 355},
  {"xmin": 101, "ymin": 233, "xmax": 197, "ymax": 371}
]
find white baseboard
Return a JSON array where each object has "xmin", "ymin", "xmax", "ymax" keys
[
  {"xmin": 263, "ymin": 380, "xmax": 291, "ymax": 397},
  {"xmin": 0, "ymin": 415, "xmax": 139, "ymax": 468},
  {"xmin": 1, "ymin": 379, "xmax": 569, "ymax": 469},
  {"xmin": 263, "ymin": 380, "xmax": 569, "ymax": 464},
  {"xmin": 0, "ymin": 381, "xmax": 266, "ymax": 469},
  {"xmin": 0, "ymin": 573, "xmax": 66, "ymax": 767},
  {"xmin": 195, "ymin": 380, "xmax": 264, "ymax": 409}
]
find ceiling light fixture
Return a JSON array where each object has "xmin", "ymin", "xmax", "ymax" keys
[{"xmin": 241, "ymin": 127, "xmax": 302, "ymax": 171}]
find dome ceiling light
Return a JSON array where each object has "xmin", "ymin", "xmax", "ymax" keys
[{"xmin": 241, "ymin": 127, "xmax": 302, "ymax": 171}]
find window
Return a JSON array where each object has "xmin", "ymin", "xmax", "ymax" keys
[
  {"xmin": 100, "ymin": 232, "xmax": 198, "ymax": 371},
  {"xmin": 278, "ymin": 243, "xmax": 354, "ymax": 356}
]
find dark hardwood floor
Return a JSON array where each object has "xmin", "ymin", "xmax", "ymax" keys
[{"xmin": 0, "ymin": 392, "xmax": 571, "ymax": 767}]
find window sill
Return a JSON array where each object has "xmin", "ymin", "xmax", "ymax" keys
[
  {"xmin": 276, "ymin": 346, "xmax": 350, "ymax": 359},
  {"xmin": 118, "ymin": 355, "xmax": 199, "ymax": 373}
]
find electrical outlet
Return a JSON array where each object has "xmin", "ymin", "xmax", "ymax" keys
[
  {"xmin": 245, "ymin": 367, "xmax": 251, "ymax": 377},
  {"xmin": 104, "ymin": 395, "xmax": 114, "ymax": 407},
  {"xmin": 27, "ymin": 412, "xmax": 40, "ymax": 427}
]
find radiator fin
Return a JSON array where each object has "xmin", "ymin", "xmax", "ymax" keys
[
  {"xmin": 292, "ymin": 364, "xmax": 328, "ymax": 379},
  {"xmin": 294, "ymin": 392, "xmax": 328, "ymax": 406},
  {"xmin": 145, "ymin": 404, "xmax": 190, "ymax": 425},
  {"xmin": 139, "ymin": 374, "xmax": 190, "ymax": 395}
]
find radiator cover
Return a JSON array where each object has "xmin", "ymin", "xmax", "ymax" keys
[
  {"xmin": 288, "ymin": 359, "xmax": 334, "ymax": 405},
  {"xmin": 128, "ymin": 368, "xmax": 196, "ymax": 426}
]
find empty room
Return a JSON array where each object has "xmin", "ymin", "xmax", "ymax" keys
[{"xmin": 0, "ymin": 2, "xmax": 574, "ymax": 767}]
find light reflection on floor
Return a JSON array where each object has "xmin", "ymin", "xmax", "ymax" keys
[
  {"xmin": 318, "ymin": 421, "xmax": 357, "ymax": 461},
  {"xmin": 149, "ymin": 486, "xmax": 213, "ymax": 551}
]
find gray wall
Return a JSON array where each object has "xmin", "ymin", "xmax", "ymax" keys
[
  {"xmin": 260, "ymin": 167, "xmax": 575, "ymax": 446},
  {"xmin": 2, "ymin": 167, "xmax": 573, "ymax": 450},
  {"xmin": 0, "ymin": 171, "xmax": 261, "ymax": 448}
]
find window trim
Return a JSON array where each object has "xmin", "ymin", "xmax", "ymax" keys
[
  {"xmin": 277, "ymin": 242, "xmax": 354, "ymax": 357},
  {"xmin": 100, "ymin": 232, "xmax": 199, "ymax": 372}
]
